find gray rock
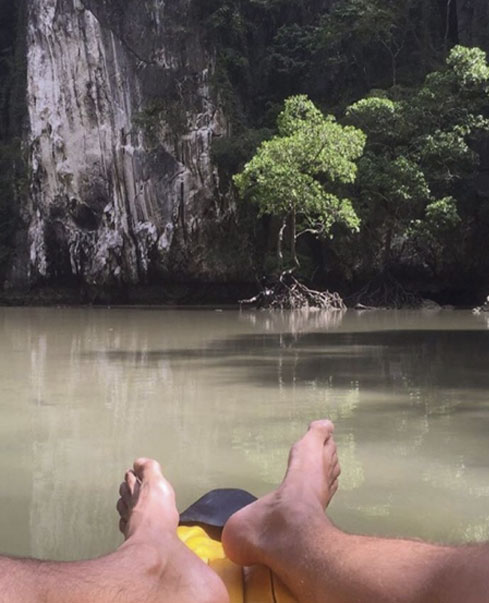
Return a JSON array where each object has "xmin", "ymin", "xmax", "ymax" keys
[{"xmin": 9, "ymin": 0, "xmax": 232, "ymax": 289}]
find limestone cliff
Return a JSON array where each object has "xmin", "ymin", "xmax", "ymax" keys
[{"xmin": 9, "ymin": 0, "xmax": 231, "ymax": 289}]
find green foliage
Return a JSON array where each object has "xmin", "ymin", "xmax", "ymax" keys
[
  {"xmin": 234, "ymin": 95, "xmax": 365, "ymax": 268},
  {"xmin": 276, "ymin": 94, "xmax": 328, "ymax": 134},
  {"xmin": 410, "ymin": 197, "xmax": 461, "ymax": 236},
  {"xmin": 211, "ymin": 128, "xmax": 273, "ymax": 178},
  {"xmin": 407, "ymin": 197, "xmax": 461, "ymax": 273},
  {"xmin": 194, "ymin": 0, "xmax": 334, "ymax": 130},
  {"xmin": 345, "ymin": 96, "xmax": 398, "ymax": 138},
  {"xmin": 318, "ymin": 0, "xmax": 406, "ymax": 62},
  {"xmin": 345, "ymin": 45, "xmax": 489, "ymax": 274},
  {"xmin": 196, "ymin": 0, "xmax": 454, "ymax": 133},
  {"xmin": 314, "ymin": 0, "xmax": 413, "ymax": 100},
  {"xmin": 446, "ymin": 45, "xmax": 489, "ymax": 88},
  {"xmin": 235, "ymin": 95, "xmax": 365, "ymax": 224},
  {"xmin": 263, "ymin": 24, "xmax": 318, "ymax": 99},
  {"xmin": 306, "ymin": 0, "xmax": 463, "ymax": 113}
]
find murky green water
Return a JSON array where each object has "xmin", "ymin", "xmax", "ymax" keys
[{"xmin": 0, "ymin": 307, "xmax": 488, "ymax": 561}]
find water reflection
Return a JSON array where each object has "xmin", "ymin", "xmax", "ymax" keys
[
  {"xmin": 0, "ymin": 308, "xmax": 488, "ymax": 561},
  {"xmin": 238, "ymin": 308, "xmax": 346, "ymax": 335}
]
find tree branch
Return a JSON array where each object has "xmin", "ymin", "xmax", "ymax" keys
[{"xmin": 295, "ymin": 227, "xmax": 323, "ymax": 239}]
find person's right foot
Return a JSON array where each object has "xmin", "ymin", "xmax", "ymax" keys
[{"xmin": 221, "ymin": 420, "xmax": 340, "ymax": 568}]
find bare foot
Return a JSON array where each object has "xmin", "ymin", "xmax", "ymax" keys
[
  {"xmin": 221, "ymin": 420, "xmax": 340, "ymax": 568},
  {"xmin": 117, "ymin": 458, "xmax": 229, "ymax": 603}
]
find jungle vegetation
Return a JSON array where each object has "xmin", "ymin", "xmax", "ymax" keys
[{"xmin": 202, "ymin": 0, "xmax": 489, "ymax": 304}]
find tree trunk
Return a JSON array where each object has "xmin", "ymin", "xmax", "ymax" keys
[
  {"xmin": 290, "ymin": 208, "xmax": 299, "ymax": 267},
  {"xmin": 383, "ymin": 223, "xmax": 393, "ymax": 271},
  {"xmin": 277, "ymin": 217, "xmax": 286, "ymax": 270}
]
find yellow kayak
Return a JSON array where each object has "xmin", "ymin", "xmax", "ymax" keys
[
  {"xmin": 178, "ymin": 488, "xmax": 297, "ymax": 602},
  {"xmin": 177, "ymin": 525, "xmax": 296, "ymax": 602}
]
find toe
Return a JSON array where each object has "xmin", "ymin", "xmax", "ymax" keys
[
  {"xmin": 119, "ymin": 480, "xmax": 131, "ymax": 500},
  {"xmin": 125, "ymin": 469, "xmax": 139, "ymax": 493},
  {"xmin": 133, "ymin": 458, "xmax": 163, "ymax": 482},
  {"xmin": 324, "ymin": 436, "xmax": 337, "ymax": 455},
  {"xmin": 289, "ymin": 420, "xmax": 334, "ymax": 461},
  {"xmin": 117, "ymin": 497, "xmax": 128, "ymax": 519},
  {"xmin": 132, "ymin": 458, "xmax": 175, "ymax": 501},
  {"xmin": 119, "ymin": 517, "xmax": 127, "ymax": 535},
  {"xmin": 308, "ymin": 419, "xmax": 335, "ymax": 439}
]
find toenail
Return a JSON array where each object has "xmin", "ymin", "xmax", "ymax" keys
[{"xmin": 309, "ymin": 419, "xmax": 334, "ymax": 432}]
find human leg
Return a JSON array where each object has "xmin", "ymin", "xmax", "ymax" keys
[
  {"xmin": 0, "ymin": 458, "xmax": 229, "ymax": 603},
  {"xmin": 222, "ymin": 420, "xmax": 489, "ymax": 603}
]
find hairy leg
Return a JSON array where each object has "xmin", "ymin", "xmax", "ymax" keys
[
  {"xmin": 0, "ymin": 458, "xmax": 229, "ymax": 603},
  {"xmin": 222, "ymin": 420, "xmax": 489, "ymax": 603}
]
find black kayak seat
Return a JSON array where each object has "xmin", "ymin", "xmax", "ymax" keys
[{"xmin": 179, "ymin": 488, "xmax": 257, "ymax": 528}]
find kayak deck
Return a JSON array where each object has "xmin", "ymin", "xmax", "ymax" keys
[{"xmin": 177, "ymin": 525, "xmax": 297, "ymax": 602}]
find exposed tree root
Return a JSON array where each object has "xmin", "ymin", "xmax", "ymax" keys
[
  {"xmin": 347, "ymin": 272, "xmax": 422, "ymax": 309},
  {"xmin": 239, "ymin": 273, "xmax": 346, "ymax": 310},
  {"xmin": 473, "ymin": 296, "xmax": 489, "ymax": 314}
]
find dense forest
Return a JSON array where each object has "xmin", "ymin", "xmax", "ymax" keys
[
  {"xmin": 1, "ymin": 0, "xmax": 489, "ymax": 305},
  {"xmin": 200, "ymin": 0, "xmax": 489, "ymax": 305}
]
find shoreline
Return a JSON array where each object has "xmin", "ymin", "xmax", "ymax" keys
[
  {"xmin": 0, "ymin": 286, "xmax": 478, "ymax": 311},
  {"xmin": 0, "ymin": 283, "xmax": 257, "ymax": 308}
]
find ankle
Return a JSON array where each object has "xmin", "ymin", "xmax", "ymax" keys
[
  {"xmin": 274, "ymin": 484, "xmax": 330, "ymax": 526},
  {"xmin": 115, "ymin": 541, "xmax": 170, "ymax": 587},
  {"xmin": 263, "ymin": 505, "xmax": 331, "ymax": 556},
  {"xmin": 222, "ymin": 492, "xmax": 330, "ymax": 570}
]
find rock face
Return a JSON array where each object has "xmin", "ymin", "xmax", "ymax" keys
[{"xmin": 10, "ymin": 0, "xmax": 229, "ymax": 289}]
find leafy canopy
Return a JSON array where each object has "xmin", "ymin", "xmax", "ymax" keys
[
  {"xmin": 234, "ymin": 95, "xmax": 365, "ymax": 234},
  {"xmin": 345, "ymin": 45, "xmax": 489, "ymax": 271}
]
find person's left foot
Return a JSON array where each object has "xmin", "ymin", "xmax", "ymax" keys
[{"xmin": 116, "ymin": 458, "xmax": 229, "ymax": 603}]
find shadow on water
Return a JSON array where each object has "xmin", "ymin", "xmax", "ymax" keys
[{"xmin": 82, "ymin": 329, "xmax": 489, "ymax": 393}]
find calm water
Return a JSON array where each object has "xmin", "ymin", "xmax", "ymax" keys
[{"xmin": 0, "ymin": 307, "xmax": 489, "ymax": 561}]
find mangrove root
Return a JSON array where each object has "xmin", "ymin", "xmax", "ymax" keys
[
  {"xmin": 347, "ymin": 273, "xmax": 422, "ymax": 309},
  {"xmin": 239, "ymin": 273, "xmax": 346, "ymax": 310},
  {"xmin": 473, "ymin": 295, "xmax": 489, "ymax": 314}
]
